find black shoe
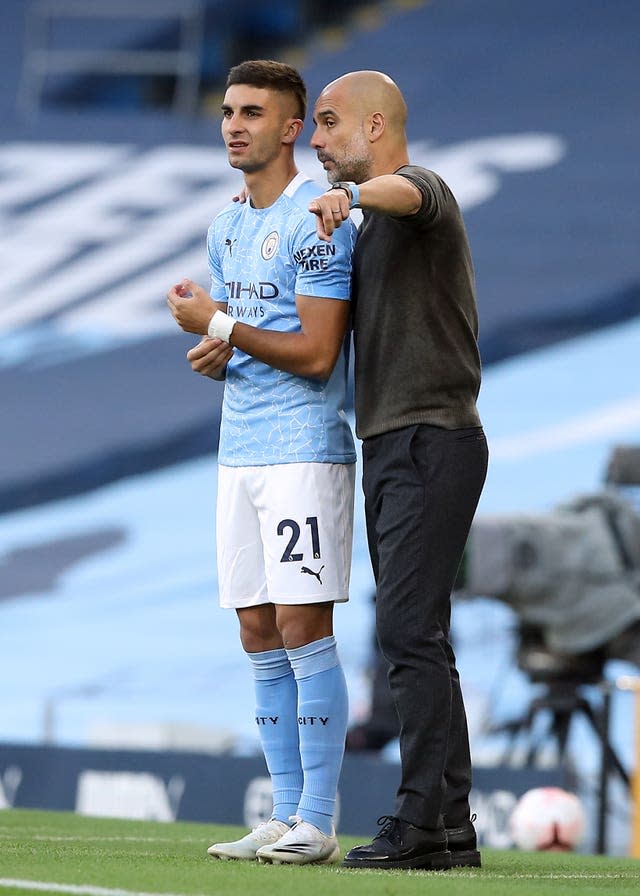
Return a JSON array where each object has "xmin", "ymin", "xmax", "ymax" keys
[
  {"xmin": 446, "ymin": 815, "xmax": 482, "ymax": 868},
  {"xmin": 342, "ymin": 815, "xmax": 451, "ymax": 870}
]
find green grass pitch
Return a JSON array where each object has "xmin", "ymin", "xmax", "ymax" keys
[{"xmin": 1, "ymin": 808, "xmax": 639, "ymax": 896}]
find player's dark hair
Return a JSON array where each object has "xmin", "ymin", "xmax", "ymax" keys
[{"xmin": 226, "ymin": 60, "xmax": 307, "ymax": 121}]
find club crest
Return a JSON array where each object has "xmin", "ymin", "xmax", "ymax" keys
[{"xmin": 261, "ymin": 231, "xmax": 279, "ymax": 260}]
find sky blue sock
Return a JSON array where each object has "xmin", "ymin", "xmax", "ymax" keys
[
  {"xmin": 247, "ymin": 647, "xmax": 302, "ymax": 824},
  {"xmin": 286, "ymin": 636, "xmax": 349, "ymax": 835}
]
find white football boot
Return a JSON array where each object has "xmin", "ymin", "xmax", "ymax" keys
[
  {"xmin": 256, "ymin": 816, "xmax": 340, "ymax": 865},
  {"xmin": 207, "ymin": 818, "xmax": 291, "ymax": 861}
]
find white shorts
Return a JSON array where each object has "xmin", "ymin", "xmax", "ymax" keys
[{"xmin": 216, "ymin": 462, "xmax": 355, "ymax": 609}]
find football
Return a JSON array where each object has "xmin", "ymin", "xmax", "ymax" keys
[{"xmin": 509, "ymin": 786, "xmax": 587, "ymax": 851}]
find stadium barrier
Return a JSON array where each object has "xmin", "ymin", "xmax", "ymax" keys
[{"xmin": 0, "ymin": 742, "xmax": 565, "ymax": 847}]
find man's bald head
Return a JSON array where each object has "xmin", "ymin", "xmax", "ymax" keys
[{"xmin": 317, "ymin": 71, "xmax": 407, "ymax": 134}]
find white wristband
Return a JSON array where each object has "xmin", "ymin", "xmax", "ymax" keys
[{"xmin": 207, "ymin": 309, "xmax": 235, "ymax": 343}]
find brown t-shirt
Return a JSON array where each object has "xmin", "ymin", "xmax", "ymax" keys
[{"xmin": 352, "ymin": 165, "xmax": 482, "ymax": 440}]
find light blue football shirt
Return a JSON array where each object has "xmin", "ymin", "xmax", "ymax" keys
[{"xmin": 208, "ymin": 172, "xmax": 357, "ymax": 467}]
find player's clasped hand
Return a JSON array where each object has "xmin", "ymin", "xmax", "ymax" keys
[
  {"xmin": 186, "ymin": 336, "xmax": 233, "ymax": 380},
  {"xmin": 308, "ymin": 192, "xmax": 351, "ymax": 242},
  {"xmin": 167, "ymin": 278, "xmax": 216, "ymax": 335}
]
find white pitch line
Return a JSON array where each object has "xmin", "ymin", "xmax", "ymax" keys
[
  {"xmin": 3, "ymin": 870, "xmax": 638, "ymax": 893},
  {"xmin": 490, "ymin": 395, "xmax": 640, "ymax": 460},
  {"xmin": 0, "ymin": 880, "xmax": 205, "ymax": 896}
]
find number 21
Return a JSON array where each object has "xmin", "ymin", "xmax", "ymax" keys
[{"xmin": 277, "ymin": 516, "xmax": 321, "ymax": 562}]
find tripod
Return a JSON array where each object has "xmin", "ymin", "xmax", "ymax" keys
[{"xmin": 492, "ymin": 632, "xmax": 630, "ymax": 853}]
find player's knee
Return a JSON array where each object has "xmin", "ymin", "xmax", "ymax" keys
[
  {"xmin": 276, "ymin": 604, "xmax": 334, "ymax": 650},
  {"xmin": 238, "ymin": 605, "xmax": 281, "ymax": 653}
]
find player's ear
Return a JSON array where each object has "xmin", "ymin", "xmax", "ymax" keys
[
  {"xmin": 368, "ymin": 112, "xmax": 386, "ymax": 142},
  {"xmin": 283, "ymin": 118, "xmax": 304, "ymax": 144}
]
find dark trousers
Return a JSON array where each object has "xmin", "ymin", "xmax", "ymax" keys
[{"xmin": 362, "ymin": 423, "xmax": 488, "ymax": 829}]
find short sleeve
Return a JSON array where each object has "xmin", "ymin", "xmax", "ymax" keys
[
  {"xmin": 291, "ymin": 215, "xmax": 355, "ymax": 301},
  {"xmin": 397, "ymin": 166, "xmax": 452, "ymax": 228}
]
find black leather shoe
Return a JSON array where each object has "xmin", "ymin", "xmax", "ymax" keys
[
  {"xmin": 446, "ymin": 815, "xmax": 482, "ymax": 868},
  {"xmin": 342, "ymin": 815, "xmax": 451, "ymax": 870}
]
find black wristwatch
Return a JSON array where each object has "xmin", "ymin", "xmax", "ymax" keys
[{"xmin": 330, "ymin": 181, "xmax": 360, "ymax": 208}]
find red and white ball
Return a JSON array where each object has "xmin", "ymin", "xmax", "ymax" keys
[{"xmin": 509, "ymin": 787, "xmax": 587, "ymax": 851}]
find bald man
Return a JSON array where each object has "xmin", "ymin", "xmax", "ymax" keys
[{"xmin": 309, "ymin": 72, "xmax": 488, "ymax": 871}]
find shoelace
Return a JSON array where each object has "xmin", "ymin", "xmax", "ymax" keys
[
  {"xmin": 375, "ymin": 815, "xmax": 399, "ymax": 838},
  {"xmin": 375, "ymin": 813, "xmax": 476, "ymax": 841}
]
